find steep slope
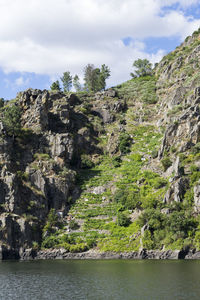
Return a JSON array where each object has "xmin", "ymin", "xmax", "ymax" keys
[{"xmin": 1, "ymin": 30, "xmax": 200, "ymax": 259}]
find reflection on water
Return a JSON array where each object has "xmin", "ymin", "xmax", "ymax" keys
[{"xmin": 0, "ymin": 260, "xmax": 200, "ymax": 300}]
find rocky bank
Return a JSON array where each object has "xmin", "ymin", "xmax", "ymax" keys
[{"xmin": 1, "ymin": 30, "xmax": 200, "ymax": 259}]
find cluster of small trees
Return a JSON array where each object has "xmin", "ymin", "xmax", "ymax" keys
[
  {"xmin": 50, "ymin": 64, "xmax": 111, "ymax": 93},
  {"xmin": 50, "ymin": 58, "xmax": 153, "ymax": 94}
]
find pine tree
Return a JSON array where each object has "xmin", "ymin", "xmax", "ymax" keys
[
  {"xmin": 84, "ymin": 64, "xmax": 111, "ymax": 92},
  {"xmin": 99, "ymin": 64, "xmax": 111, "ymax": 90},
  {"xmin": 50, "ymin": 80, "xmax": 61, "ymax": 91},
  {"xmin": 73, "ymin": 75, "xmax": 82, "ymax": 92},
  {"xmin": 60, "ymin": 71, "xmax": 72, "ymax": 92}
]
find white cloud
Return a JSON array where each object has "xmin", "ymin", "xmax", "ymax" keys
[
  {"xmin": 15, "ymin": 76, "xmax": 29, "ymax": 87},
  {"xmin": 0, "ymin": 0, "xmax": 199, "ymax": 86}
]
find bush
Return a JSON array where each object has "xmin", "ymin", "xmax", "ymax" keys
[
  {"xmin": 142, "ymin": 230, "xmax": 154, "ymax": 250},
  {"xmin": 42, "ymin": 236, "xmax": 60, "ymax": 248},
  {"xmin": 151, "ymin": 149, "xmax": 158, "ymax": 158},
  {"xmin": 34, "ymin": 153, "xmax": 50, "ymax": 161},
  {"xmin": 117, "ymin": 212, "xmax": 131, "ymax": 227},
  {"xmin": 166, "ymin": 211, "xmax": 197, "ymax": 237},
  {"xmin": 81, "ymin": 154, "xmax": 94, "ymax": 169},
  {"xmin": 112, "ymin": 156, "xmax": 122, "ymax": 168},
  {"xmin": 153, "ymin": 177, "xmax": 168, "ymax": 189},
  {"xmin": 138, "ymin": 208, "xmax": 165, "ymax": 231},
  {"xmin": 69, "ymin": 219, "xmax": 80, "ymax": 230},
  {"xmin": 17, "ymin": 171, "xmax": 29, "ymax": 181},
  {"xmin": 114, "ymin": 188, "xmax": 140, "ymax": 210},
  {"xmin": 118, "ymin": 132, "xmax": 131, "ymax": 154},
  {"xmin": 69, "ymin": 243, "xmax": 88, "ymax": 253},
  {"xmin": 192, "ymin": 143, "xmax": 200, "ymax": 154},
  {"xmin": 32, "ymin": 241, "xmax": 39, "ymax": 250},
  {"xmin": 43, "ymin": 209, "xmax": 62, "ymax": 236},
  {"xmin": 161, "ymin": 156, "xmax": 172, "ymax": 171},
  {"xmin": 86, "ymin": 238, "xmax": 97, "ymax": 248},
  {"xmin": 2, "ymin": 105, "xmax": 21, "ymax": 137}
]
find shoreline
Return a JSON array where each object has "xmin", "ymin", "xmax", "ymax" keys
[{"xmin": 1, "ymin": 247, "xmax": 200, "ymax": 260}]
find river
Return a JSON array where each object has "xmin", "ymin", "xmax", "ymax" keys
[{"xmin": 0, "ymin": 260, "xmax": 200, "ymax": 299}]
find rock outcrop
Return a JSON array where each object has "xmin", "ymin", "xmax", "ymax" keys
[{"xmin": 2, "ymin": 30, "xmax": 200, "ymax": 259}]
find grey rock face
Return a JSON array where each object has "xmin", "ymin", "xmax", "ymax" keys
[
  {"xmin": 19, "ymin": 89, "xmax": 50, "ymax": 131},
  {"xmin": 163, "ymin": 178, "xmax": 188, "ymax": 204},
  {"xmin": 92, "ymin": 98, "xmax": 126, "ymax": 124},
  {"xmin": 94, "ymin": 88, "xmax": 117, "ymax": 100},
  {"xmin": 194, "ymin": 182, "xmax": 200, "ymax": 213},
  {"xmin": 49, "ymin": 133, "xmax": 74, "ymax": 163}
]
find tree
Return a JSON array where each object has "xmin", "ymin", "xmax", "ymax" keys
[
  {"xmin": 131, "ymin": 59, "xmax": 153, "ymax": 78},
  {"xmin": 60, "ymin": 71, "xmax": 72, "ymax": 92},
  {"xmin": 0, "ymin": 98, "xmax": 4, "ymax": 108},
  {"xmin": 83, "ymin": 64, "xmax": 96, "ymax": 92},
  {"xmin": 84, "ymin": 64, "xmax": 111, "ymax": 92},
  {"xmin": 73, "ymin": 75, "xmax": 82, "ymax": 92},
  {"xmin": 2, "ymin": 105, "xmax": 21, "ymax": 137},
  {"xmin": 99, "ymin": 64, "xmax": 111, "ymax": 90},
  {"xmin": 50, "ymin": 80, "xmax": 61, "ymax": 91}
]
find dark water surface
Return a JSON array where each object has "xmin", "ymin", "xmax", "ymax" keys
[{"xmin": 0, "ymin": 259, "xmax": 200, "ymax": 299}]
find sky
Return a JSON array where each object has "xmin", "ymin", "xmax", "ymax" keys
[{"xmin": 0, "ymin": 0, "xmax": 200, "ymax": 99}]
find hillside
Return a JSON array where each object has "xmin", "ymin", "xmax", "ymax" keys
[{"xmin": 1, "ymin": 29, "xmax": 200, "ymax": 259}]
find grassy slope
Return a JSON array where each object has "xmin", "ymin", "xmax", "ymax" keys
[{"xmin": 42, "ymin": 30, "xmax": 200, "ymax": 252}]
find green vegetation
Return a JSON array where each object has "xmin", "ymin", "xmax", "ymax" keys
[
  {"xmin": 84, "ymin": 64, "xmax": 110, "ymax": 92},
  {"xmin": 161, "ymin": 156, "xmax": 172, "ymax": 171},
  {"xmin": 131, "ymin": 59, "xmax": 153, "ymax": 77},
  {"xmin": 81, "ymin": 154, "xmax": 94, "ymax": 169},
  {"xmin": 6, "ymin": 33, "xmax": 200, "ymax": 255},
  {"xmin": 60, "ymin": 71, "xmax": 73, "ymax": 92},
  {"xmin": 0, "ymin": 98, "xmax": 4, "ymax": 108},
  {"xmin": 117, "ymin": 212, "xmax": 131, "ymax": 227},
  {"xmin": 118, "ymin": 132, "xmax": 132, "ymax": 154},
  {"xmin": 115, "ymin": 76, "xmax": 158, "ymax": 105},
  {"xmin": 50, "ymin": 80, "xmax": 61, "ymax": 91},
  {"xmin": 73, "ymin": 75, "xmax": 82, "ymax": 92},
  {"xmin": 41, "ymin": 121, "xmax": 168, "ymax": 253},
  {"xmin": 1, "ymin": 104, "xmax": 21, "ymax": 137}
]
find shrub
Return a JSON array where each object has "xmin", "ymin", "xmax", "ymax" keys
[
  {"xmin": 142, "ymin": 230, "xmax": 154, "ymax": 250},
  {"xmin": 0, "ymin": 98, "xmax": 4, "ymax": 108},
  {"xmin": 43, "ymin": 209, "xmax": 62, "ymax": 236},
  {"xmin": 151, "ymin": 149, "xmax": 158, "ymax": 158},
  {"xmin": 59, "ymin": 166, "xmax": 70, "ymax": 177},
  {"xmin": 117, "ymin": 212, "xmax": 131, "ymax": 227},
  {"xmin": 192, "ymin": 143, "xmax": 200, "ymax": 154},
  {"xmin": 34, "ymin": 153, "xmax": 50, "ymax": 161},
  {"xmin": 59, "ymin": 242, "xmax": 70, "ymax": 251},
  {"xmin": 112, "ymin": 156, "xmax": 122, "ymax": 167},
  {"xmin": 86, "ymin": 238, "xmax": 97, "ymax": 248},
  {"xmin": 114, "ymin": 188, "xmax": 140, "ymax": 210},
  {"xmin": 17, "ymin": 171, "xmax": 29, "ymax": 181},
  {"xmin": 2, "ymin": 105, "xmax": 21, "ymax": 137},
  {"xmin": 153, "ymin": 177, "xmax": 168, "ymax": 189},
  {"xmin": 42, "ymin": 236, "xmax": 60, "ymax": 248},
  {"xmin": 69, "ymin": 243, "xmax": 88, "ymax": 253},
  {"xmin": 166, "ymin": 211, "xmax": 197, "ymax": 237},
  {"xmin": 69, "ymin": 219, "xmax": 80, "ymax": 230},
  {"xmin": 118, "ymin": 132, "xmax": 131, "ymax": 154},
  {"xmin": 138, "ymin": 208, "xmax": 165, "ymax": 231},
  {"xmin": 81, "ymin": 154, "xmax": 94, "ymax": 169},
  {"xmin": 161, "ymin": 156, "xmax": 172, "ymax": 171}
]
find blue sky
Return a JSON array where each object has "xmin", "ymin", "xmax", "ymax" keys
[{"xmin": 0, "ymin": 0, "xmax": 200, "ymax": 100}]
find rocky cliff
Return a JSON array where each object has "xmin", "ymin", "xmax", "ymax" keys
[{"xmin": 1, "ymin": 29, "xmax": 200, "ymax": 259}]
